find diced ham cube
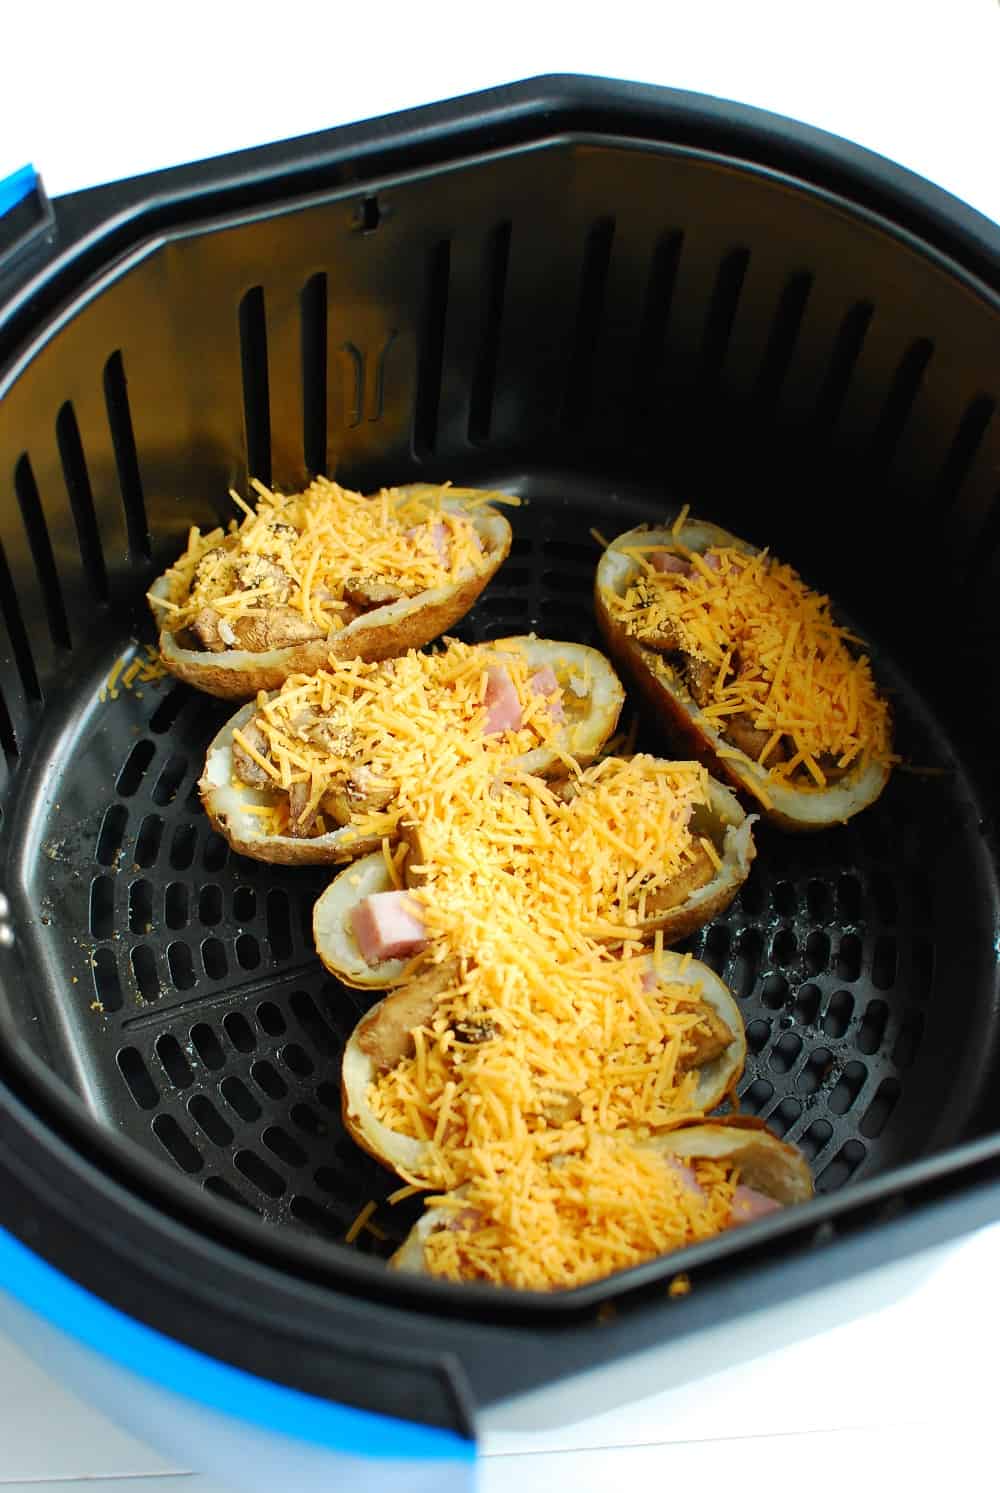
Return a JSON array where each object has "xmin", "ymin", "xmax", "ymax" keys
[
  {"xmin": 729, "ymin": 1184, "xmax": 781, "ymax": 1226},
  {"xmin": 405, "ymin": 520, "xmax": 451, "ymax": 565},
  {"xmin": 483, "ymin": 665, "xmax": 523, "ymax": 735},
  {"xmin": 529, "ymin": 665, "xmax": 565, "ymax": 723},
  {"xmin": 665, "ymin": 1158, "xmax": 704, "ymax": 1198},
  {"xmin": 651, "ymin": 551, "xmax": 690, "ymax": 575},
  {"xmin": 350, "ymin": 891, "xmax": 428, "ymax": 965}
]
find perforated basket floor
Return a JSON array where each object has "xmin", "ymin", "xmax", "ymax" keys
[{"xmin": 15, "ymin": 474, "xmax": 996, "ymax": 1261}]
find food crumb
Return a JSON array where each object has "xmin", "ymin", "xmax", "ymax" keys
[
  {"xmin": 668, "ymin": 1273, "xmax": 691, "ymax": 1298},
  {"xmin": 90, "ymin": 1000, "xmax": 104, "ymax": 1013}
]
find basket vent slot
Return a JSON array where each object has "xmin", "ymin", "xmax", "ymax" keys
[
  {"xmin": 131, "ymin": 944, "xmax": 160, "ymax": 1001},
  {"xmin": 234, "ymin": 1149, "xmax": 285, "ymax": 1197},
  {"xmin": 413, "ymin": 239, "xmax": 451, "ymax": 456},
  {"xmin": 934, "ymin": 395, "xmax": 996, "ymax": 511},
  {"xmin": 14, "ymin": 454, "xmax": 70, "ymax": 650},
  {"xmin": 55, "ymin": 402, "xmax": 109, "ymax": 602},
  {"xmin": 96, "ymin": 804, "xmax": 129, "ymax": 866},
  {"xmin": 103, "ymin": 351, "xmax": 151, "ymax": 561},
  {"xmin": 134, "ymin": 814, "xmax": 164, "ymax": 868},
  {"xmin": 632, "ymin": 229, "xmax": 684, "ymax": 427},
  {"xmin": 117, "ymin": 1046, "xmax": 158, "ymax": 1109},
  {"xmin": 92, "ymin": 947, "xmax": 123, "ymax": 1013},
  {"xmin": 754, "ymin": 272, "xmax": 813, "ymax": 411},
  {"xmin": 300, "ymin": 272, "xmax": 328, "ymax": 475},
  {"xmin": 699, "ymin": 246, "xmax": 750, "ymax": 390},
  {"xmin": 238, "ymin": 288, "xmax": 271, "ymax": 484},
  {"xmin": 869, "ymin": 337, "xmax": 934, "ymax": 469},
  {"xmin": 153, "ymin": 1113, "xmax": 202, "ymax": 1173},
  {"xmin": 804, "ymin": 928, "xmax": 830, "ymax": 974},
  {"xmin": 468, "ymin": 220, "xmax": 512, "ymax": 444},
  {"xmin": 813, "ymin": 300, "xmax": 874, "ymax": 431},
  {"xmin": 563, "ymin": 216, "xmax": 616, "ymax": 430},
  {"xmin": 189, "ymin": 1095, "xmax": 234, "ymax": 1147}
]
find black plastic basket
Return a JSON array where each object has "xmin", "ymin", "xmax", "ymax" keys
[{"xmin": 2, "ymin": 75, "xmax": 1000, "ymax": 1443}]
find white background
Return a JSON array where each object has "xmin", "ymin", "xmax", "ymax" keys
[{"xmin": 2, "ymin": 1, "xmax": 1000, "ymax": 1488}]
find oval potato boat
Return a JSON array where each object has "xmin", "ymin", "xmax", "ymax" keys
[
  {"xmin": 150, "ymin": 487, "xmax": 513, "ymax": 699},
  {"xmin": 595, "ymin": 519, "xmax": 892, "ymax": 831},
  {"xmin": 200, "ymin": 637, "xmax": 625, "ymax": 867},
  {"xmin": 392, "ymin": 1118, "xmax": 813, "ymax": 1280},
  {"xmin": 313, "ymin": 771, "xmax": 755, "ymax": 989},
  {"xmin": 341, "ymin": 952, "xmax": 748, "ymax": 1179}
]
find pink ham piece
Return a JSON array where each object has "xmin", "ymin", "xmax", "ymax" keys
[
  {"xmin": 483, "ymin": 665, "xmax": 523, "ymax": 735},
  {"xmin": 529, "ymin": 665, "xmax": 565, "ymax": 723},
  {"xmin": 664, "ymin": 1158, "xmax": 704, "ymax": 1198},
  {"xmin": 652, "ymin": 551, "xmax": 690, "ymax": 575},
  {"xmin": 729, "ymin": 1184, "xmax": 781, "ymax": 1226},
  {"xmin": 405, "ymin": 521, "xmax": 451, "ymax": 565},
  {"xmin": 350, "ymin": 891, "xmax": 428, "ymax": 965}
]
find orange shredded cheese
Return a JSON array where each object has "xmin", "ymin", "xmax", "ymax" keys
[{"xmin": 606, "ymin": 534, "xmax": 893, "ymax": 783}]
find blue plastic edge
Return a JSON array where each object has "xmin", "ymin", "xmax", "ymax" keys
[
  {"xmin": 0, "ymin": 1221, "xmax": 473, "ymax": 1460},
  {"xmin": 0, "ymin": 165, "xmax": 38, "ymax": 220}
]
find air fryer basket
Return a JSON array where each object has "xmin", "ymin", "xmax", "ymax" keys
[{"xmin": 2, "ymin": 77, "xmax": 1000, "ymax": 1427}]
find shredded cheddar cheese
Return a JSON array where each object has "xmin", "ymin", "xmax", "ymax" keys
[
  {"xmin": 149, "ymin": 478, "xmax": 510, "ymax": 644},
  {"xmin": 421, "ymin": 1140, "xmax": 739, "ymax": 1290},
  {"xmin": 606, "ymin": 536, "xmax": 893, "ymax": 784}
]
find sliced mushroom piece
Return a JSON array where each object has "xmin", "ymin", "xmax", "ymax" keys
[
  {"xmin": 188, "ymin": 607, "xmax": 231, "ymax": 652},
  {"xmin": 452, "ymin": 1014, "xmax": 498, "ymax": 1045},
  {"xmin": 357, "ymin": 959, "xmax": 461, "ymax": 1072},
  {"xmin": 230, "ymin": 607, "xmax": 326, "ymax": 653},
  {"xmin": 342, "ymin": 577, "xmax": 406, "ymax": 612},
  {"xmin": 678, "ymin": 1001, "xmax": 735, "ymax": 1071},
  {"xmin": 231, "ymin": 716, "xmax": 273, "ymax": 788}
]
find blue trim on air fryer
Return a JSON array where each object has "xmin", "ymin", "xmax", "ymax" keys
[
  {"xmin": 0, "ymin": 1222, "xmax": 473, "ymax": 1460},
  {"xmin": 0, "ymin": 166, "xmax": 37, "ymax": 219}
]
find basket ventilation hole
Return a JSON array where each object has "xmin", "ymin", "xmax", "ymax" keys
[
  {"xmin": 760, "ymin": 973, "xmax": 789, "ymax": 1011},
  {"xmin": 413, "ymin": 239, "xmax": 450, "ymax": 456},
  {"xmin": 746, "ymin": 1019, "xmax": 769, "ymax": 1055},
  {"xmin": 152, "ymin": 1114, "xmax": 202, "ymax": 1174},
  {"xmin": 190, "ymin": 1023, "xmax": 225, "ymax": 1070},
  {"xmin": 731, "ymin": 928, "xmax": 763, "ymax": 998},
  {"xmin": 201, "ymin": 937, "xmax": 228, "ymax": 979},
  {"xmin": 754, "ymin": 271, "xmax": 813, "ymax": 411},
  {"xmin": 149, "ymin": 685, "xmax": 189, "ymax": 734},
  {"xmin": 251, "ymin": 1059, "xmax": 288, "ymax": 1099},
  {"xmin": 128, "ymin": 879, "xmax": 153, "ymax": 935},
  {"xmin": 870, "ymin": 870, "xmax": 897, "ymax": 923},
  {"xmin": 872, "ymin": 935, "xmax": 898, "ymax": 989},
  {"xmin": 290, "ymin": 1102, "xmax": 324, "ymax": 1136},
  {"xmin": 792, "ymin": 984, "xmax": 820, "ymax": 1026},
  {"xmin": 165, "ymin": 882, "xmax": 189, "ymax": 929},
  {"xmin": 167, "ymin": 941, "xmax": 196, "ymax": 991},
  {"xmin": 234, "ymin": 1150, "xmax": 285, "ymax": 1198},
  {"xmin": 236, "ymin": 934, "xmax": 261, "ymax": 970},
  {"xmin": 315, "ymin": 1081, "xmax": 340, "ymax": 1112},
  {"xmin": 188, "ymin": 1095, "xmax": 234, "ymax": 1146},
  {"xmin": 290, "ymin": 990, "xmax": 339, "ymax": 1055},
  {"xmin": 857, "ymin": 1000, "xmax": 889, "ymax": 1054},
  {"xmin": 238, "ymin": 288, "xmax": 271, "ymax": 484},
  {"xmin": 767, "ymin": 1096, "xmax": 801, "ymax": 1137},
  {"xmin": 770, "ymin": 929, "xmax": 797, "ymax": 968},
  {"xmin": 563, "ymin": 216, "xmax": 615, "ymax": 431},
  {"xmin": 699, "ymin": 247, "xmax": 750, "ymax": 390},
  {"xmin": 55, "ymin": 401, "xmax": 109, "ymax": 602},
  {"xmin": 816, "ymin": 1139, "xmax": 866, "ymax": 1192},
  {"xmin": 89, "ymin": 876, "xmax": 114, "ymax": 939},
  {"xmin": 169, "ymin": 823, "xmax": 196, "ymax": 870},
  {"xmin": 798, "ymin": 1047, "xmax": 833, "ymax": 1095},
  {"xmin": 256, "ymin": 1001, "xmax": 286, "ymax": 1036},
  {"xmin": 198, "ymin": 885, "xmax": 222, "ymax": 926},
  {"xmin": 96, "ymin": 804, "xmax": 128, "ymax": 867},
  {"xmin": 829, "ymin": 1060, "xmax": 867, "ymax": 1115},
  {"xmin": 860, "ymin": 1078, "xmax": 902, "ymax": 1139},
  {"xmin": 631, "ymin": 228, "xmax": 684, "ymax": 428},
  {"xmin": 772, "ymin": 881, "xmax": 797, "ymax": 917},
  {"xmin": 289, "ymin": 1196, "xmax": 341, "ymax": 1234},
  {"xmin": 104, "ymin": 351, "xmax": 151, "ymax": 561},
  {"xmin": 835, "ymin": 933, "xmax": 863, "ymax": 983},
  {"xmin": 92, "ymin": 947, "xmax": 123, "ymax": 1012},
  {"xmin": 233, "ymin": 886, "xmax": 256, "ymax": 922},
  {"xmin": 769, "ymin": 1032, "xmax": 802, "ymax": 1073},
  {"xmin": 742, "ymin": 1077, "xmax": 774, "ymax": 1114},
  {"xmin": 134, "ymin": 814, "xmax": 164, "ymax": 868},
  {"xmin": 155, "ymin": 1033, "xmax": 193, "ymax": 1089},
  {"xmin": 131, "ymin": 945, "xmax": 159, "ymax": 1001},
  {"xmin": 870, "ymin": 339, "xmax": 934, "ymax": 469},
  {"xmin": 738, "ymin": 877, "xmax": 765, "ymax": 917},
  {"xmin": 13, "ymin": 454, "xmax": 71, "ymax": 650},
  {"xmin": 223, "ymin": 1011, "xmax": 256, "ymax": 1053},
  {"xmin": 822, "ymin": 990, "xmax": 854, "ymax": 1038},
  {"xmin": 152, "ymin": 753, "xmax": 188, "ymax": 806},
  {"xmin": 813, "ymin": 300, "xmax": 873, "ymax": 432},
  {"xmin": 468, "ymin": 219, "xmax": 512, "ymax": 444},
  {"xmin": 0, "ymin": 538, "xmax": 41, "ymax": 704},
  {"xmin": 806, "ymin": 879, "xmax": 832, "ymax": 922},
  {"xmin": 202, "ymin": 834, "xmax": 228, "ymax": 873},
  {"xmin": 799, "ymin": 1119, "xmax": 834, "ymax": 1160},
  {"xmin": 220, "ymin": 1076, "xmax": 261, "ymax": 1122},
  {"xmin": 117, "ymin": 1047, "xmax": 158, "ymax": 1109},
  {"xmin": 701, "ymin": 923, "xmax": 730, "ymax": 974},
  {"xmin": 300, "ymin": 272, "xmax": 328, "ymax": 475},
  {"xmin": 116, "ymin": 740, "xmax": 155, "ymax": 797},
  {"xmin": 281, "ymin": 1043, "xmax": 314, "ymax": 1078},
  {"xmin": 934, "ymin": 395, "xmax": 996, "ymax": 510}
]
